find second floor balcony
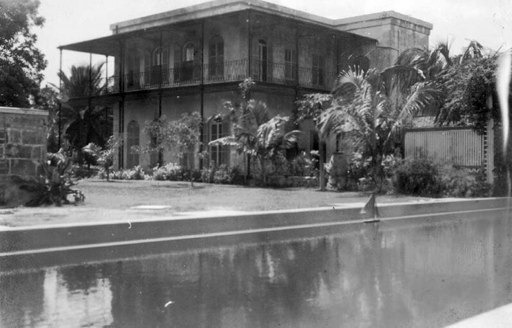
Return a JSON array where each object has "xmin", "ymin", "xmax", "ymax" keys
[{"xmin": 108, "ymin": 58, "xmax": 337, "ymax": 94}]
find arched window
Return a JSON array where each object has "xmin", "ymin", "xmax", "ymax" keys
[
  {"xmin": 180, "ymin": 42, "xmax": 197, "ymax": 82},
  {"xmin": 257, "ymin": 39, "xmax": 268, "ymax": 82},
  {"xmin": 183, "ymin": 42, "xmax": 196, "ymax": 62},
  {"xmin": 208, "ymin": 36, "xmax": 224, "ymax": 80},
  {"xmin": 126, "ymin": 120, "xmax": 140, "ymax": 168}
]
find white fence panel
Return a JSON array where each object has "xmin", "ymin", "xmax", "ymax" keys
[{"xmin": 404, "ymin": 128, "xmax": 486, "ymax": 168}]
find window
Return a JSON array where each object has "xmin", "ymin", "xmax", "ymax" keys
[
  {"xmin": 151, "ymin": 47, "xmax": 169, "ymax": 85},
  {"xmin": 284, "ymin": 48, "xmax": 297, "ymax": 81},
  {"xmin": 181, "ymin": 42, "xmax": 197, "ymax": 82},
  {"xmin": 257, "ymin": 40, "xmax": 268, "ymax": 82},
  {"xmin": 184, "ymin": 43, "xmax": 195, "ymax": 62},
  {"xmin": 210, "ymin": 119, "xmax": 229, "ymax": 166},
  {"xmin": 312, "ymin": 54, "xmax": 324, "ymax": 86},
  {"xmin": 126, "ymin": 120, "xmax": 140, "ymax": 168},
  {"xmin": 208, "ymin": 36, "xmax": 224, "ymax": 80},
  {"xmin": 127, "ymin": 55, "xmax": 135, "ymax": 88}
]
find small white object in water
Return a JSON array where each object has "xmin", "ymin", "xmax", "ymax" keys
[{"xmin": 164, "ymin": 301, "xmax": 174, "ymax": 307}]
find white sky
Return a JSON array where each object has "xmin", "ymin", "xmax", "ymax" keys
[{"xmin": 36, "ymin": 0, "xmax": 512, "ymax": 86}]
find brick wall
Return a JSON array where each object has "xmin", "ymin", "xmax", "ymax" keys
[{"xmin": 0, "ymin": 107, "xmax": 48, "ymax": 206}]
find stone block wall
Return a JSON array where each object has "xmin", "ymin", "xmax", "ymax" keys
[{"xmin": 0, "ymin": 107, "xmax": 48, "ymax": 206}]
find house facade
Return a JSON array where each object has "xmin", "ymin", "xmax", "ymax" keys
[{"xmin": 59, "ymin": 0, "xmax": 432, "ymax": 170}]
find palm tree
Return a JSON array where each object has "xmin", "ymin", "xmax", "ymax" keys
[
  {"xmin": 319, "ymin": 66, "xmax": 444, "ymax": 190},
  {"xmin": 210, "ymin": 97, "xmax": 301, "ymax": 185},
  {"xmin": 57, "ymin": 63, "xmax": 112, "ymax": 161}
]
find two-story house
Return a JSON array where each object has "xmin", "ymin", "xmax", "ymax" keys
[{"xmin": 59, "ymin": 0, "xmax": 432, "ymax": 170}]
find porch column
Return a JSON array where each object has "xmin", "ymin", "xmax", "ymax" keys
[
  {"xmin": 247, "ymin": 10, "xmax": 252, "ymax": 78},
  {"xmin": 200, "ymin": 20, "xmax": 205, "ymax": 169},
  {"xmin": 58, "ymin": 47, "xmax": 63, "ymax": 149},
  {"xmin": 118, "ymin": 39, "xmax": 125, "ymax": 168}
]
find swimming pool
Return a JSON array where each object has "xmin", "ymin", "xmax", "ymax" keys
[{"xmin": 1, "ymin": 209, "xmax": 511, "ymax": 327}]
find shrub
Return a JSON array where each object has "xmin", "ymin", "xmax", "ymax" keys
[
  {"xmin": 213, "ymin": 164, "xmax": 232, "ymax": 184},
  {"xmin": 207, "ymin": 165, "xmax": 245, "ymax": 184},
  {"xmin": 201, "ymin": 165, "xmax": 215, "ymax": 183},
  {"xmin": 439, "ymin": 165, "xmax": 491, "ymax": 197},
  {"xmin": 289, "ymin": 151, "xmax": 316, "ymax": 177},
  {"xmin": 347, "ymin": 152, "xmax": 372, "ymax": 191},
  {"xmin": 182, "ymin": 169, "xmax": 202, "ymax": 182},
  {"xmin": 152, "ymin": 163, "xmax": 183, "ymax": 181},
  {"xmin": 104, "ymin": 165, "xmax": 149, "ymax": 180},
  {"xmin": 392, "ymin": 158, "xmax": 443, "ymax": 197}
]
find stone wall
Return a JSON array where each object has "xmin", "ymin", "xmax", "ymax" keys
[{"xmin": 0, "ymin": 107, "xmax": 48, "ymax": 206}]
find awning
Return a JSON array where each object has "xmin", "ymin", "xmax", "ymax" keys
[{"xmin": 59, "ymin": 34, "xmax": 124, "ymax": 56}]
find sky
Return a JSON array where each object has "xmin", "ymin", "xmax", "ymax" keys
[{"xmin": 35, "ymin": 0, "xmax": 512, "ymax": 86}]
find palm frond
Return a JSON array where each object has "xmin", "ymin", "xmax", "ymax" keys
[{"xmin": 208, "ymin": 136, "xmax": 239, "ymax": 147}]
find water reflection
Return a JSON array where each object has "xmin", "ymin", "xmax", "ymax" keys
[{"xmin": 1, "ymin": 214, "xmax": 512, "ymax": 327}]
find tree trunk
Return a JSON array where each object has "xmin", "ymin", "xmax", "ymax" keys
[
  {"xmin": 259, "ymin": 156, "xmax": 266, "ymax": 186},
  {"xmin": 319, "ymin": 135, "xmax": 326, "ymax": 191},
  {"xmin": 189, "ymin": 153, "xmax": 194, "ymax": 188}
]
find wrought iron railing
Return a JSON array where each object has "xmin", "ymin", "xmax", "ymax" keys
[{"xmin": 101, "ymin": 58, "xmax": 335, "ymax": 95}]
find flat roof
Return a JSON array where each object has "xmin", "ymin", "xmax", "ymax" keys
[
  {"xmin": 60, "ymin": 0, "xmax": 434, "ymax": 54},
  {"xmin": 109, "ymin": 0, "xmax": 336, "ymax": 34},
  {"xmin": 334, "ymin": 10, "xmax": 433, "ymax": 29}
]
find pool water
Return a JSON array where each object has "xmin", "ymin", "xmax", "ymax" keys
[{"xmin": 1, "ymin": 212, "xmax": 512, "ymax": 327}]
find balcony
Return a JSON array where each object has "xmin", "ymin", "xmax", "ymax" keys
[{"xmin": 106, "ymin": 58, "xmax": 336, "ymax": 95}]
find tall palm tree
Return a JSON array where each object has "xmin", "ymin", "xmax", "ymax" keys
[
  {"xmin": 57, "ymin": 63, "xmax": 112, "ymax": 159},
  {"xmin": 319, "ymin": 66, "xmax": 444, "ymax": 189}
]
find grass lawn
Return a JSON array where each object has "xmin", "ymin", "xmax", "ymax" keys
[
  {"xmin": 0, "ymin": 179, "xmax": 433, "ymax": 227},
  {"xmin": 77, "ymin": 178, "xmax": 428, "ymax": 211}
]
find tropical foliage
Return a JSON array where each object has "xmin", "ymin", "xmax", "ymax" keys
[
  {"xmin": 57, "ymin": 63, "xmax": 112, "ymax": 162},
  {"xmin": 16, "ymin": 151, "xmax": 85, "ymax": 206},
  {"xmin": 82, "ymin": 135, "xmax": 123, "ymax": 181},
  {"xmin": 142, "ymin": 112, "xmax": 202, "ymax": 186},
  {"xmin": 209, "ymin": 79, "xmax": 302, "ymax": 184}
]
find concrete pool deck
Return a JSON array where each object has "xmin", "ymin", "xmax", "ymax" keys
[{"xmin": 0, "ymin": 197, "xmax": 509, "ymax": 271}]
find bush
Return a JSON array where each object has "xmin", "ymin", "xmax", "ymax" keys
[
  {"xmin": 347, "ymin": 152, "xmax": 372, "ymax": 191},
  {"xmin": 106, "ymin": 165, "xmax": 149, "ymax": 180},
  {"xmin": 392, "ymin": 158, "xmax": 491, "ymax": 198},
  {"xmin": 152, "ymin": 163, "xmax": 183, "ymax": 181},
  {"xmin": 439, "ymin": 165, "xmax": 491, "ymax": 197},
  {"xmin": 182, "ymin": 169, "xmax": 202, "ymax": 182},
  {"xmin": 289, "ymin": 151, "xmax": 316, "ymax": 177},
  {"xmin": 17, "ymin": 151, "xmax": 85, "ymax": 206},
  {"xmin": 213, "ymin": 165, "xmax": 232, "ymax": 184},
  {"xmin": 201, "ymin": 165, "xmax": 216, "ymax": 183},
  {"xmin": 392, "ymin": 158, "xmax": 443, "ymax": 197}
]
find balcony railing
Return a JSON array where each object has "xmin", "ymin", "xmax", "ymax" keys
[{"xmin": 104, "ymin": 58, "xmax": 335, "ymax": 95}]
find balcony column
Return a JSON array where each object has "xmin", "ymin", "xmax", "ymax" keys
[
  {"xmin": 88, "ymin": 52, "xmax": 93, "ymax": 139},
  {"xmin": 158, "ymin": 30, "xmax": 163, "ymax": 166},
  {"xmin": 295, "ymin": 24, "xmax": 300, "ymax": 98},
  {"xmin": 246, "ymin": 10, "xmax": 252, "ymax": 79},
  {"xmin": 105, "ymin": 55, "xmax": 109, "ymax": 91},
  {"xmin": 199, "ymin": 20, "xmax": 205, "ymax": 169},
  {"xmin": 158, "ymin": 30, "xmax": 163, "ymax": 117},
  {"xmin": 58, "ymin": 47, "xmax": 63, "ymax": 149},
  {"xmin": 105, "ymin": 55, "xmax": 109, "ymax": 137},
  {"xmin": 118, "ymin": 39, "xmax": 125, "ymax": 168}
]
